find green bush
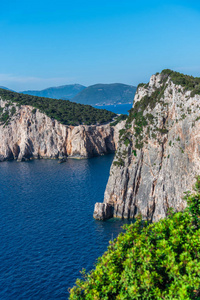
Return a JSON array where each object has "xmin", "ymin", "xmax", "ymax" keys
[
  {"xmin": 124, "ymin": 138, "xmax": 130, "ymax": 147},
  {"xmin": 132, "ymin": 149, "xmax": 137, "ymax": 157},
  {"xmin": 157, "ymin": 128, "xmax": 168, "ymax": 134},
  {"xmin": 32, "ymin": 108, "xmax": 37, "ymax": 114},
  {"xmin": 119, "ymin": 128, "xmax": 126, "ymax": 137},
  {"xmin": 113, "ymin": 157, "xmax": 125, "ymax": 167},
  {"xmin": 0, "ymin": 111, "xmax": 9, "ymax": 124},
  {"xmin": 69, "ymin": 178, "xmax": 200, "ymax": 300},
  {"xmin": 137, "ymin": 83, "xmax": 147, "ymax": 89}
]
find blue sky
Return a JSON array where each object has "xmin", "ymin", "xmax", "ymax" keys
[{"xmin": 0, "ymin": 0, "xmax": 200, "ymax": 91}]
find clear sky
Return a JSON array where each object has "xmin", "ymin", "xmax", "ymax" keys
[{"xmin": 0, "ymin": 0, "xmax": 200, "ymax": 91}]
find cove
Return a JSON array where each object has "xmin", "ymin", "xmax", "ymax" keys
[{"xmin": 0, "ymin": 156, "xmax": 131, "ymax": 299}]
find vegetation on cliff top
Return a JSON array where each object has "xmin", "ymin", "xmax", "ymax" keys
[
  {"xmin": 114, "ymin": 69, "xmax": 200, "ymax": 164},
  {"xmin": 132, "ymin": 69, "xmax": 200, "ymax": 131},
  {"xmin": 69, "ymin": 177, "xmax": 200, "ymax": 300},
  {"xmin": 137, "ymin": 70, "xmax": 200, "ymax": 96},
  {"xmin": 0, "ymin": 88, "xmax": 116, "ymax": 126},
  {"xmin": 161, "ymin": 69, "xmax": 200, "ymax": 97}
]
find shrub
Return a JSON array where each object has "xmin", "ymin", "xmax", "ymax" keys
[
  {"xmin": 69, "ymin": 178, "xmax": 200, "ymax": 300},
  {"xmin": 157, "ymin": 128, "xmax": 168, "ymax": 134},
  {"xmin": 124, "ymin": 138, "xmax": 130, "ymax": 147},
  {"xmin": 137, "ymin": 83, "xmax": 147, "ymax": 89},
  {"xmin": 132, "ymin": 149, "xmax": 137, "ymax": 157},
  {"xmin": 113, "ymin": 158, "xmax": 124, "ymax": 167},
  {"xmin": 0, "ymin": 112, "xmax": 9, "ymax": 124},
  {"xmin": 32, "ymin": 108, "xmax": 37, "ymax": 114}
]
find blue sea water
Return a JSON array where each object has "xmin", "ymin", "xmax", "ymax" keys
[
  {"xmin": 0, "ymin": 156, "xmax": 132, "ymax": 299},
  {"xmin": 94, "ymin": 103, "xmax": 133, "ymax": 114}
]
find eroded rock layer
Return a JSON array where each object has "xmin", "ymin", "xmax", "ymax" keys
[{"xmin": 94, "ymin": 71, "xmax": 200, "ymax": 221}]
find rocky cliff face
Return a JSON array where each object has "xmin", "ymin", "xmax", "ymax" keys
[
  {"xmin": 0, "ymin": 99, "xmax": 124, "ymax": 161},
  {"xmin": 94, "ymin": 71, "xmax": 200, "ymax": 221}
]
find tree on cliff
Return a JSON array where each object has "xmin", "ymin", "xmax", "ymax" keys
[{"xmin": 69, "ymin": 177, "xmax": 200, "ymax": 300}]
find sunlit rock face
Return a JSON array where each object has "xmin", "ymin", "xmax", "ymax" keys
[
  {"xmin": 94, "ymin": 71, "xmax": 200, "ymax": 221},
  {"xmin": 0, "ymin": 99, "xmax": 124, "ymax": 161}
]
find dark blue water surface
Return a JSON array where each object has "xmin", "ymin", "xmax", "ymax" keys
[
  {"xmin": 0, "ymin": 155, "xmax": 132, "ymax": 299},
  {"xmin": 94, "ymin": 103, "xmax": 132, "ymax": 114}
]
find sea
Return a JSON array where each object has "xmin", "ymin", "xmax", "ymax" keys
[
  {"xmin": 94, "ymin": 103, "xmax": 132, "ymax": 114},
  {"xmin": 0, "ymin": 104, "xmax": 133, "ymax": 300}
]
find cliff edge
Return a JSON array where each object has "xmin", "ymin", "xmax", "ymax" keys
[
  {"xmin": 0, "ymin": 99, "xmax": 124, "ymax": 161},
  {"xmin": 94, "ymin": 70, "xmax": 200, "ymax": 221}
]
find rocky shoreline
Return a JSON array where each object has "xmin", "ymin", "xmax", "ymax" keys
[{"xmin": 0, "ymin": 99, "xmax": 125, "ymax": 162}]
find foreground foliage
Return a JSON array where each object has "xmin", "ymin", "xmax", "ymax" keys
[
  {"xmin": 69, "ymin": 178, "xmax": 200, "ymax": 299},
  {"xmin": 0, "ymin": 88, "xmax": 116, "ymax": 126}
]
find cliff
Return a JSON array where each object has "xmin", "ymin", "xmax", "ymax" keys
[
  {"xmin": 0, "ymin": 99, "xmax": 124, "ymax": 162},
  {"xmin": 94, "ymin": 70, "xmax": 200, "ymax": 221}
]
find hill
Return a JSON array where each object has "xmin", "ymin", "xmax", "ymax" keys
[
  {"xmin": 0, "ymin": 88, "xmax": 116, "ymax": 126},
  {"xmin": 0, "ymin": 86, "xmax": 14, "ymax": 92},
  {"xmin": 21, "ymin": 84, "xmax": 86, "ymax": 100},
  {"xmin": 71, "ymin": 83, "xmax": 137, "ymax": 105}
]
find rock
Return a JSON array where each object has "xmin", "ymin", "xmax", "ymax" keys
[
  {"xmin": 58, "ymin": 157, "xmax": 67, "ymax": 164},
  {"xmin": 94, "ymin": 71, "xmax": 200, "ymax": 221},
  {"xmin": 0, "ymin": 99, "xmax": 125, "ymax": 161},
  {"xmin": 93, "ymin": 203, "xmax": 113, "ymax": 220}
]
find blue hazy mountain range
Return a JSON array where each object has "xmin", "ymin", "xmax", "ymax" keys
[
  {"xmin": 21, "ymin": 84, "xmax": 86, "ymax": 100},
  {"xmin": 71, "ymin": 83, "xmax": 136, "ymax": 105},
  {"xmin": 0, "ymin": 86, "xmax": 14, "ymax": 92},
  {"xmin": 21, "ymin": 83, "xmax": 136, "ymax": 105},
  {"xmin": 0, "ymin": 83, "xmax": 136, "ymax": 106}
]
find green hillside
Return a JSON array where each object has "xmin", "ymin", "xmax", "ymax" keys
[
  {"xmin": 0, "ymin": 88, "xmax": 116, "ymax": 126},
  {"xmin": 161, "ymin": 69, "xmax": 200, "ymax": 97},
  {"xmin": 72, "ymin": 83, "xmax": 137, "ymax": 105}
]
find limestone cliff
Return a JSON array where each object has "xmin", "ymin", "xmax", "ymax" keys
[
  {"xmin": 94, "ymin": 70, "xmax": 200, "ymax": 221},
  {"xmin": 0, "ymin": 99, "xmax": 124, "ymax": 161}
]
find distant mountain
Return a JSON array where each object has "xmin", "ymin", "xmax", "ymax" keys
[
  {"xmin": 71, "ymin": 83, "xmax": 137, "ymax": 106},
  {"xmin": 20, "ymin": 83, "xmax": 137, "ymax": 106},
  {"xmin": 21, "ymin": 84, "xmax": 86, "ymax": 100},
  {"xmin": 0, "ymin": 86, "xmax": 14, "ymax": 92}
]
